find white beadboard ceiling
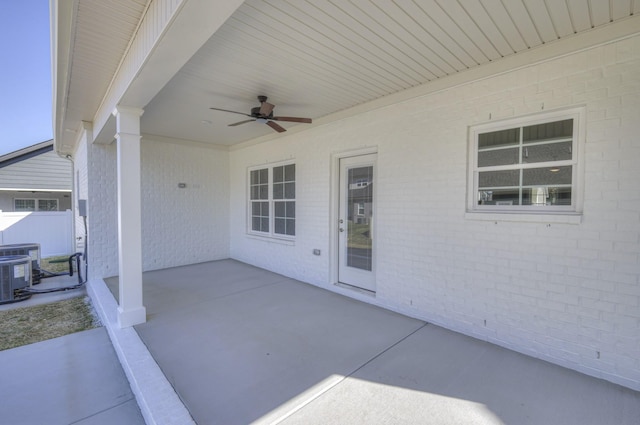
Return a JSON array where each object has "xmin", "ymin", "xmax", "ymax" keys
[
  {"xmin": 60, "ymin": 0, "xmax": 149, "ymax": 145},
  {"xmin": 61, "ymin": 0, "xmax": 639, "ymax": 149}
]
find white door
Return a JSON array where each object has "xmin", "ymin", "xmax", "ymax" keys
[{"xmin": 338, "ymin": 154, "xmax": 376, "ymax": 292}]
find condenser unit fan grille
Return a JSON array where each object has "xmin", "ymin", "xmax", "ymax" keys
[{"xmin": 0, "ymin": 256, "xmax": 31, "ymax": 303}]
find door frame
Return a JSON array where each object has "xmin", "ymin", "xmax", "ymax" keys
[{"xmin": 329, "ymin": 147, "xmax": 378, "ymax": 292}]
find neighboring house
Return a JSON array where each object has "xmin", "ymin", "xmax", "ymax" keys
[
  {"xmin": 50, "ymin": 1, "xmax": 640, "ymax": 392},
  {"xmin": 0, "ymin": 140, "xmax": 72, "ymax": 212},
  {"xmin": 0, "ymin": 140, "xmax": 74, "ymax": 256}
]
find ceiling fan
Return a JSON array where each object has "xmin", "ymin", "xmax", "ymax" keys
[{"xmin": 210, "ymin": 96, "xmax": 312, "ymax": 133}]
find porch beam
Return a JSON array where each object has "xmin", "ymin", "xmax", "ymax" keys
[
  {"xmin": 113, "ymin": 106, "xmax": 146, "ymax": 328},
  {"xmin": 93, "ymin": 0, "xmax": 244, "ymax": 144}
]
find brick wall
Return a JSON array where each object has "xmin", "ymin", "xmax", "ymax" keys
[
  {"xmin": 82, "ymin": 136, "xmax": 230, "ymax": 277},
  {"xmin": 229, "ymin": 34, "xmax": 640, "ymax": 390},
  {"xmin": 86, "ymin": 142, "xmax": 119, "ymax": 278},
  {"xmin": 140, "ymin": 138, "xmax": 230, "ymax": 270}
]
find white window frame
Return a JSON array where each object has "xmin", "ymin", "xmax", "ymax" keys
[
  {"xmin": 14, "ymin": 198, "xmax": 59, "ymax": 212},
  {"xmin": 467, "ymin": 107, "xmax": 585, "ymax": 217},
  {"xmin": 247, "ymin": 161, "xmax": 296, "ymax": 240},
  {"xmin": 14, "ymin": 199, "xmax": 36, "ymax": 211},
  {"xmin": 37, "ymin": 199, "xmax": 59, "ymax": 211}
]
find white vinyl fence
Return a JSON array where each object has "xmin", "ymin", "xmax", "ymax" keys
[{"xmin": 0, "ymin": 211, "xmax": 74, "ymax": 257}]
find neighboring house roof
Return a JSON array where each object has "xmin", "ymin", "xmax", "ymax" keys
[
  {"xmin": 0, "ymin": 140, "xmax": 54, "ymax": 169},
  {"xmin": 0, "ymin": 140, "xmax": 72, "ymax": 191}
]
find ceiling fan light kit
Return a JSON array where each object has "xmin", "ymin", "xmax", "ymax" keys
[{"xmin": 210, "ymin": 96, "xmax": 312, "ymax": 133}]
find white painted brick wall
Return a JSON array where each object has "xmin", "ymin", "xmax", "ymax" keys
[
  {"xmin": 79, "ymin": 137, "xmax": 230, "ymax": 277},
  {"xmin": 86, "ymin": 142, "xmax": 119, "ymax": 278},
  {"xmin": 140, "ymin": 138, "xmax": 229, "ymax": 271},
  {"xmin": 229, "ymin": 34, "xmax": 640, "ymax": 390}
]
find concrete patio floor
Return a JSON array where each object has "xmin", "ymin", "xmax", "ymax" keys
[{"xmin": 104, "ymin": 259, "xmax": 640, "ymax": 424}]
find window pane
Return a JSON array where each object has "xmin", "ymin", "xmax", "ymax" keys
[
  {"xmin": 259, "ymin": 184, "xmax": 268, "ymax": 199},
  {"xmin": 274, "ymin": 218, "xmax": 285, "ymax": 234},
  {"xmin": 284, "ymin": 182, "xmax": 295, "ymax": 199},
  {"xmin": 478, "ymin": 128, "xmax": 519, "ymax": 149},
  {"xmin": 274, "ymin": 201, "xmax": 295, "ymax": 218},
  {"xmin": 252, "ymin": 202, "xmax": 261, "ymax": 215},
  {"xmin": 250, "ymin": 170, "xmax": 259, "ymax": 185},
  {"xmin": 550, "ymin": 187, "xmax": 572, "ymax": 205},
  {"xmin": 260, "ymin": 202, "xmax": 269, "ymax": 216},
  {"xmin": 523, "ymin": 119, "xmax": 572, "ymax": 142},
  {"xmin": 284, "ymin": 164, "xmax": 295, "ymax": 181},
  {"xmin": 478, "ymin": 148, "xmax": 519, "ymax": 167},
  {"xmin": 477, "ymin": 188, "xmax": 521, "ymax": 205},
  {"xmin": 523, "ymin": 166, "xmax": 572, "ymax": 186},
  {"xmin": 274, "ymin": 201, "xmax": 285, "ymax": 217},
  {"xmin": 38, "ymin": 200, "xmax": 58, "ymax": 211},
  {"xmin": 478, "ymin": 170, "xmax": 519, "ymax": 188},
  {"xmin": 273, "ymin": 166, "xmax": 284, "ymax": 183},
  {"xmin": 522, "ymin": 186, "xmax": 572, "ymax": 206},
  {"xmin": 15, "ymin": 199, "xmax": 36, "ymax": 211},
  {"xmin": 286, "ymin": 219, "xmax": 295, "ymax": 236},
  {"xmin": 252, "ymin": 217, "xmax": 261, "ymax": 231},
  {"xmin": 273, "ymin": 183, "xmax": 284, "ymax": 199},
  {"xmin": 274, "ymin": 218, "xmax": 296, "ymax": 236},
  {"xmin": 286, "ymin": 201, "xmax": 295, "ymax": 218},
  {"xmin": 261, "ymin": 218, "xmax": 269, "ymax": 232},
  {"xmin": 522, "ymin": 141, "xmax": 572, "ymax": 163},
  {"xmin": 259, "ymin": 168, "xmax": 268, "ymax": 184}
]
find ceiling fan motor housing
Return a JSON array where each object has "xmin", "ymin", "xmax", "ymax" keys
[{"xmin": 251, "ymin": 106, "xmax": 273, "ymax": 119}]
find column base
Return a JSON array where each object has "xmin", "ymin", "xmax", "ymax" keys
[{"xmin": 117, "ymin": 306, "xmax": 147, "ymax": 328}]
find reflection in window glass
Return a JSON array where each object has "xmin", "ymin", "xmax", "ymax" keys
[
  {"xmin": 472, "ymin": 112, "xmax": 579, "ymax": 211},
  {"xmin": 523, "ymin": 119, "xmax": 572, "ymax": 142},
  {"xmin": 478, "ymin": 170, "xmax": 519, "ymax": 188},
  {"xmin": 478, "ymin": 148, "xmax": 519, "ymax": 167},
  {"xmin": 522, "ymin": 142, "xmax": 572, "ymax": 164},
  {"xmin": 478, "ymin": 128, "xmax": 519, "ymax": 149},
  {"xmin": 522, "ymin": 166, "xmax": 572, "ymax": 186}
]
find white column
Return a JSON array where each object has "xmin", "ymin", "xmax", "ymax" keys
[{"xmin": 113, "ymin": 106, "xmax": 146, "ymax": 327}]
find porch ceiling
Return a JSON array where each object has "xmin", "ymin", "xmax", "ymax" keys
[{"xmin": 56, "ymin": 0, "xmax": 639, "ymax": 151}]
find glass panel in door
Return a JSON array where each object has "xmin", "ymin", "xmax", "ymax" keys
[
  {"xmin": 338, "ymin": 154, "xmax": 376, "ymax": 292},
  {"xmin": 347, "ymin": 166, "xmax": 373, "ymax": 271}
]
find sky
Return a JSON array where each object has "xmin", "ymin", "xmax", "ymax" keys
[{"xmin": 0, "ymin": 0, "xmax": 52, "ymax": 156}]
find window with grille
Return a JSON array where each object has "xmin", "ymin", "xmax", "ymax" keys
[
  {"xmin": 14, "ymin": 199, "xmax": 59, "ymax": 212},
  {"xmin": 14, "ymin": 199, "xmax": 36, "ymax": 211},
  {"xmin": 468, "ymin": 108, "xmax": 584, "ymax": 213},
  {"xmin": 249, "ymin": 163, "xmax": 295, "ymax": 238}
]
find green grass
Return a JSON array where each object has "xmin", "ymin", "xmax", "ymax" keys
[
  {"xmin": 41, "ymin": 255, "xmax": 74, "ymax": 274},
  {"xmin": 348, "ymin": 222, "xmax": 372, "ymax": 249},
  {"xmin": 0, "ymin": 297, "xmax": 99, "ymax": 351}
]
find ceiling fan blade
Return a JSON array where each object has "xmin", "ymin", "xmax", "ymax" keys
[
  {"xmin": 272, "ymin": 116, "xmax": 312, "ymax": 124},
  {"xmin": 228, "ymin": 119, "xmax": 255, "ymax": 127},
  {"xmin": 209, "ymin": 107, "xmax": 251, "ymax": 117},
  {"xmin": 266, "ymin": 121, "xmax": 286, "ymax": 133},
  {"xmin": 259, "ymin": 101, "xmax": 275, "ymax": 117}
]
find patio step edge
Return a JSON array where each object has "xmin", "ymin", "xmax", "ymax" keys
[{"xmin": 87, "ymin": 278, "xmax": 195, "ymax": 425}]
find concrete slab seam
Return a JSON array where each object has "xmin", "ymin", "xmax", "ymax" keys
[{"xmin": 268, "ymin": 322, "xmax": 430, "ymax": 424}]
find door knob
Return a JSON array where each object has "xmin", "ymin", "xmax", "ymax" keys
[{"xmin": 339, "ymin": 228, "xmax": 344, "ymax": 232}]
